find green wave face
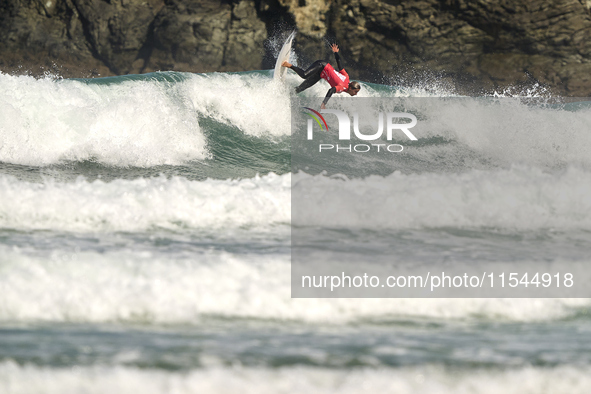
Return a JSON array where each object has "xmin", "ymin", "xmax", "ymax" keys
[{"xmin": 3, "ymin": 70, "xmax": 591, "ymax": 182}]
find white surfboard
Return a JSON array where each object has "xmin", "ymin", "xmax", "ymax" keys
[{"xmin": 273, "ymin": 31, "xmax": 296, "ymax": 81}]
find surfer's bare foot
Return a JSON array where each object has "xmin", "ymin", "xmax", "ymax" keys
[{"xmin": 282, "ymin": 61, "xmax": 292, "ymax": 68}]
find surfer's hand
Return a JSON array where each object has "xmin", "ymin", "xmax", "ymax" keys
[
  {"xmin": 281, "ymin": 61, "xmax": 292, "ymax": 68},
  {"xmin": 331, "ymin": 44, "xmax": 339, "ymax": 53},
  {"xmin": 320, "ymin": 103, "xmax": 326, "ymax": 110}
]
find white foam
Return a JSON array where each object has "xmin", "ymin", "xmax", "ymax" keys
[
  {"xmin": 3, "ymin": 71, "xmax": 589, "ymax": 169},
  {"xmin": 420, "ymin": 97, "xmax": 591, "ymax": 168},
  {"xmin": 298, "ymin": 94, "xmax": 591, "ymax": 168},
  {"xmin": 0, "ymin": 246, "xmax": 588, "ymax": 324},
  {"xmin": 0, "ymin": 172, "xmax": 290, "ymax": 232},
  {"xmin": 3, "ymin": 166, "xmax": 591, "ymax": 233},
  {"xmin": 0, "ymin": 73, "xmax": 208, "ymax": 166},
  {"xmin": 293, "ymin": 166, "xmax": 591, "ymax": 230},
  {"xmin": 182, "ymin": 71, "xmax": 292, "ymax": 137},
  {"xmin": 1, "ymin": 362, "xmax": 590, "ymax": 394}
]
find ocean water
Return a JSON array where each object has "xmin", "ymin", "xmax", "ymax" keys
[{"xmin": 1, "ymin": 69, "xmax": 591, "ymax": 393}]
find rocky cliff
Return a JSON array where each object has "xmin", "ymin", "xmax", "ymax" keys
[{"xmin": 1, "ymin": 0, "xmax": 591, "ymax": 95}]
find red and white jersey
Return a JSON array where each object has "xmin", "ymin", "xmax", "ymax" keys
[{"xmin": 320, "ymin": 64, "xmax": 350, "ymax": 93}]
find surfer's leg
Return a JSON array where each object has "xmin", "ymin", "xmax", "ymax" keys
[
  {"xmin": 295, "ymin": 74, "xmax": 322, "ymax": 93},
  {"xmin": 289, "ymin": 65, "xmax": 308, "ymax": 79},
  {"xmin": 293, "ymin": 60, "xmax": 327, "ymax": 93},
  {"xmin": 290, "ymin": 60, "xmax": 327, "ymax": 80},
  {"xmin": 303, "ymin": 60, "xmax": 327, "ymax": 79}
]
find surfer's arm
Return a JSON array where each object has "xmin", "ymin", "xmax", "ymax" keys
[
  {"xmin": 321, "ymin": 87, "xmax": 337, "ymax": 109},
  {"xmin": 334, "ymin": 53, "xmax": 344, "ymax": 72},
  {"xmin": 331, "ymin": 44, "xmax": 344, "ymax": 71}
]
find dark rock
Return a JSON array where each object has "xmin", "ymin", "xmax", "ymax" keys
[
  {"xmin": 148, "ymin": 0, "xmax": 232, "ymax": 72},
  {"xmin": 144, "ymin": 0, "xmax": 267, "ymax": 73},
  {"xmin": 71, "ymin": 0, "xmax": 165, "ymax": 74},
  {"xmin": 327, "ymin": 0, "xmax": 591, "ymax": 95},
  {"xmin": 1, "ymin": 0, "xmax": 591, "ymax": 95}
]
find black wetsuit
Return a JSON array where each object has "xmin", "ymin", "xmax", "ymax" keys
[{"xmin": 289, "ymin": 52, "xmax": 345, "ymax": 105}]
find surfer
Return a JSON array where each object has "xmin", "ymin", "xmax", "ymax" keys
[{"xmin": 282, "ymin": 44, "xmax": 360, "ymax": 109}]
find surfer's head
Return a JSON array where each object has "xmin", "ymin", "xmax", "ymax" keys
[{"xmin": 347, "ymin": 81, "xmax": 361, "ymax": 96}]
